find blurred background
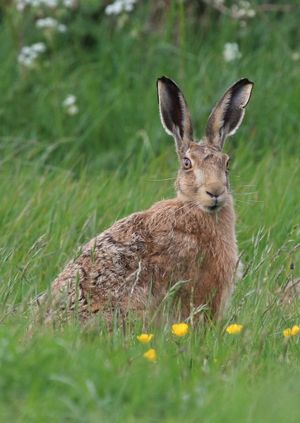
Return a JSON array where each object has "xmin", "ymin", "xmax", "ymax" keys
[{"xmin": 1, "ymin": 0, "xmax": 300, "ymax": 165}]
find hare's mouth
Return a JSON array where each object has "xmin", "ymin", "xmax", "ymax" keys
[{"xmin": 206, "ymin": 203, "xmax": 223, "ymax": 213}]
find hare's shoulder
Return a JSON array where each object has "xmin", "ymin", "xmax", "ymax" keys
[
  {"xmin": 78, "ymin": 198, "xmax": 200, "ymax": 259},
  {"xmin": 81, "ymin": 210, "xmax": 150, "ymax": 255}
]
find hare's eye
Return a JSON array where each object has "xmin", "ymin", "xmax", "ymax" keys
[
  {"xmin": 183, "ymin": 158, "xmax": 192, "ymax": 170},
  {"xmin": 226, "ymin": 159, "xmax": 231, "ymax": 172}
]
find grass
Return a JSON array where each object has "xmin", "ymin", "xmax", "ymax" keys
[{"xmin": 0, "ymin": 1, "xmax": 300, "ymax": 421}]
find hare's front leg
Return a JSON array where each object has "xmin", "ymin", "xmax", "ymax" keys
[
  {"xmin": 214, "ymin": 259, "xmax": 243, "ymax": 319},
  {"xmin": 189, "ymin": 262, "xmax": 237, "ymax": 320}
]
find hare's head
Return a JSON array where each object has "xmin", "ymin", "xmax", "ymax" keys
[{"xmin": 157, "ymin": 76, "xmax": 253, "ymax": 212}]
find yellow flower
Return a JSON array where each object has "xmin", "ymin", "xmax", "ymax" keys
[
  {"xmin": 143, "ymin": 348, "xmax": 157, "ymax": 362},
  {"xmin": 283, "ymin": 328, "xmax": 292, "ymax": 338},
  {"xmin": 136, "ymin": 333, "xmax": 154, "ymax": 344},
  {"xmin": 291, "ymin": 325, "xmax": 300, "ymax": 336},
  {"xmin": 171, "ymin": 323, "xmax": 189, "ymax": 337},
  {"xmin": 226, "ymin": 324, "xmax": 243, "ymax": 335},
  {"xmin": 283, "ymin": 325, "xmax": 300, "ymax": 337}
]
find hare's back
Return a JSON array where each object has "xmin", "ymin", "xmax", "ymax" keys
[{"xmin": 48, "ymin": 212, "xmax": 151, "ymax": 316}]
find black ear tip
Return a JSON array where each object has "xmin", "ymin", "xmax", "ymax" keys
[
  {"xmin": 157, "ymin": 76, "xmax": 165, "ymax": 90},
  {"xmin": 157, "ymin": 76, "xmax": 179, "ymax": 90},
  {"xmin": 157, "ymin": 76, "xmax": 170, "ymax": 83},
  {"xmin": 239, "ymin": 77, "xmax": 254, "ymax": 86}
]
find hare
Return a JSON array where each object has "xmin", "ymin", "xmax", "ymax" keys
[{"xmin": 37, "ymin": 76, "xmax": 253, "ymax": 325}]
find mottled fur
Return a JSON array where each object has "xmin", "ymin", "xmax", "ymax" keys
[{"xmin": 37, "ymin": 76, "xmax": 253, "ymax": 325}]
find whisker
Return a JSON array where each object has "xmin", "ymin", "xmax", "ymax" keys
[
  {"xmin": 148, "ymin": 177, "xmax": 176, "ymax": 182},
  {"xmin": 235, "ymin": 192, "xmax": 258, "ymax": 196},
  {"xmin": 234, "ymin": 199, "xmax": 264, "ymax": 204}
]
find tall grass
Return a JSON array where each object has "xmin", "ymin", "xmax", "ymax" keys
[{"xmin": 0, "ymin": 1, "xmax": 300, "ymax": 421}]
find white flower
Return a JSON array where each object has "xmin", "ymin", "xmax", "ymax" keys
[
  {"xmin": 36, "ymin": 17, "xmax": 67, "ymax": 33},
  {"xmin": 223, "ymin": 42, "xmax": 242, "ymax": 62},
  {"xmin": 105, "ymin": 2, "xmax": 122, "ymax": 15},
  {"xmin": 16, "ymin": 0, "xmax": 26, "ymax": 10},
  {"xmin": 16, "ymin": 0, "xmax": 67, "ymax": 11},
  {"xmin": 232, "ymin": 1, "xmax": 256, "ymax": 19},
  {"xmin": 36, "ymin": 17, "xmax": 57, "ymax": 28},
  {"xmin": 18, "ymin": 42, "xmax": 46, "ymax": 67},
  {"xmin": 63, "ymin": 0, "xmax": 75, "ymax": 7},
  {"xmin": 63, "ymin": 95, "xmax": 76, "ymax": 107},
  {"xmin": 32, "ymin": 42, "xmax": 46, "ymax": 53},
  {"xmin": 46, "ymin": 0, "xmax": 58, "ymax": 7},
  {"xmin": 105, "ymin": 0, "xmax": 137, "ymax": 16},
  {"xmin": 67, "ymin": 105, "xmax": 79, "ymax": 115},
  {"xmin": 62, "ymin": 95, "xmax": 79, "ymax": 115},
  {"xmin": 291, "ymin": 52, "xmax": 300, "ymax": 61},
  {"xmin": 58, "ymin": 24, "xmax": 67, "ymax": 33}
]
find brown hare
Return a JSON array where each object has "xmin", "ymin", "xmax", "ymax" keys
[{"xmin": 38, "ymin": 76, "xmax": 254, "ymax": 325}]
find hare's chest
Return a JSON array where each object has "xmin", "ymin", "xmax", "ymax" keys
[{"xmin": 149, "ymin": 230, "xmax": 202, "ymax": 277}]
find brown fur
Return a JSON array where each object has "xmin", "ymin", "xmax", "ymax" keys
[{"xmin": 36, "ymin": 76, "xmax": 253, "ymax": 325}]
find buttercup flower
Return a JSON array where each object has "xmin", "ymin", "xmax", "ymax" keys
[
  {"xmin": 143, "ymin": 348, "xmax": 157, "ymax": 362},
  {"xmin": 171, "ymin": 323, "xmax": 189, "ymax": 337},
  {"xmin": 291, "ymin": 325, "xmax": 300, "ymax": 336},
  {"xmin": 283, "ymin": 325, "xmax": 300, "ymax": 337},
  {"xmin": 137, "ymin": 333, "xmax": 153, "ymax": 344},
  {"xmin": 226, "ymin": 324, "xmax": 243, "ymax": 334}
]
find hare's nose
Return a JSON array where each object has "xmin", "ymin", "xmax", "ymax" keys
[
  {"xmin": 206, "ymin": 190, "xmax": 216, "ymax": 198},
  {"xmin": 206, "ymin": 188, "xmax": 225, "ymax": 199}
]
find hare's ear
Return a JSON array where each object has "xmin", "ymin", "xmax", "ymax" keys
[
  {"xmin": 157, "ymin": 76, "xmax": 193, "ymax": 157},
  {"xmin": 205, "ymin": 78, "xmax": 254, "ymax": 149}
]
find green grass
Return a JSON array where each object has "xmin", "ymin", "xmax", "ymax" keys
[{"xmin": 0, "ymin": 1, "xmax": 300, "ymax": 422}]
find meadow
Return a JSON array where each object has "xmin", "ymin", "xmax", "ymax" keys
[{"xmin": 0, "ymin": 1, "xmax": 300, "ymax": 421}]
